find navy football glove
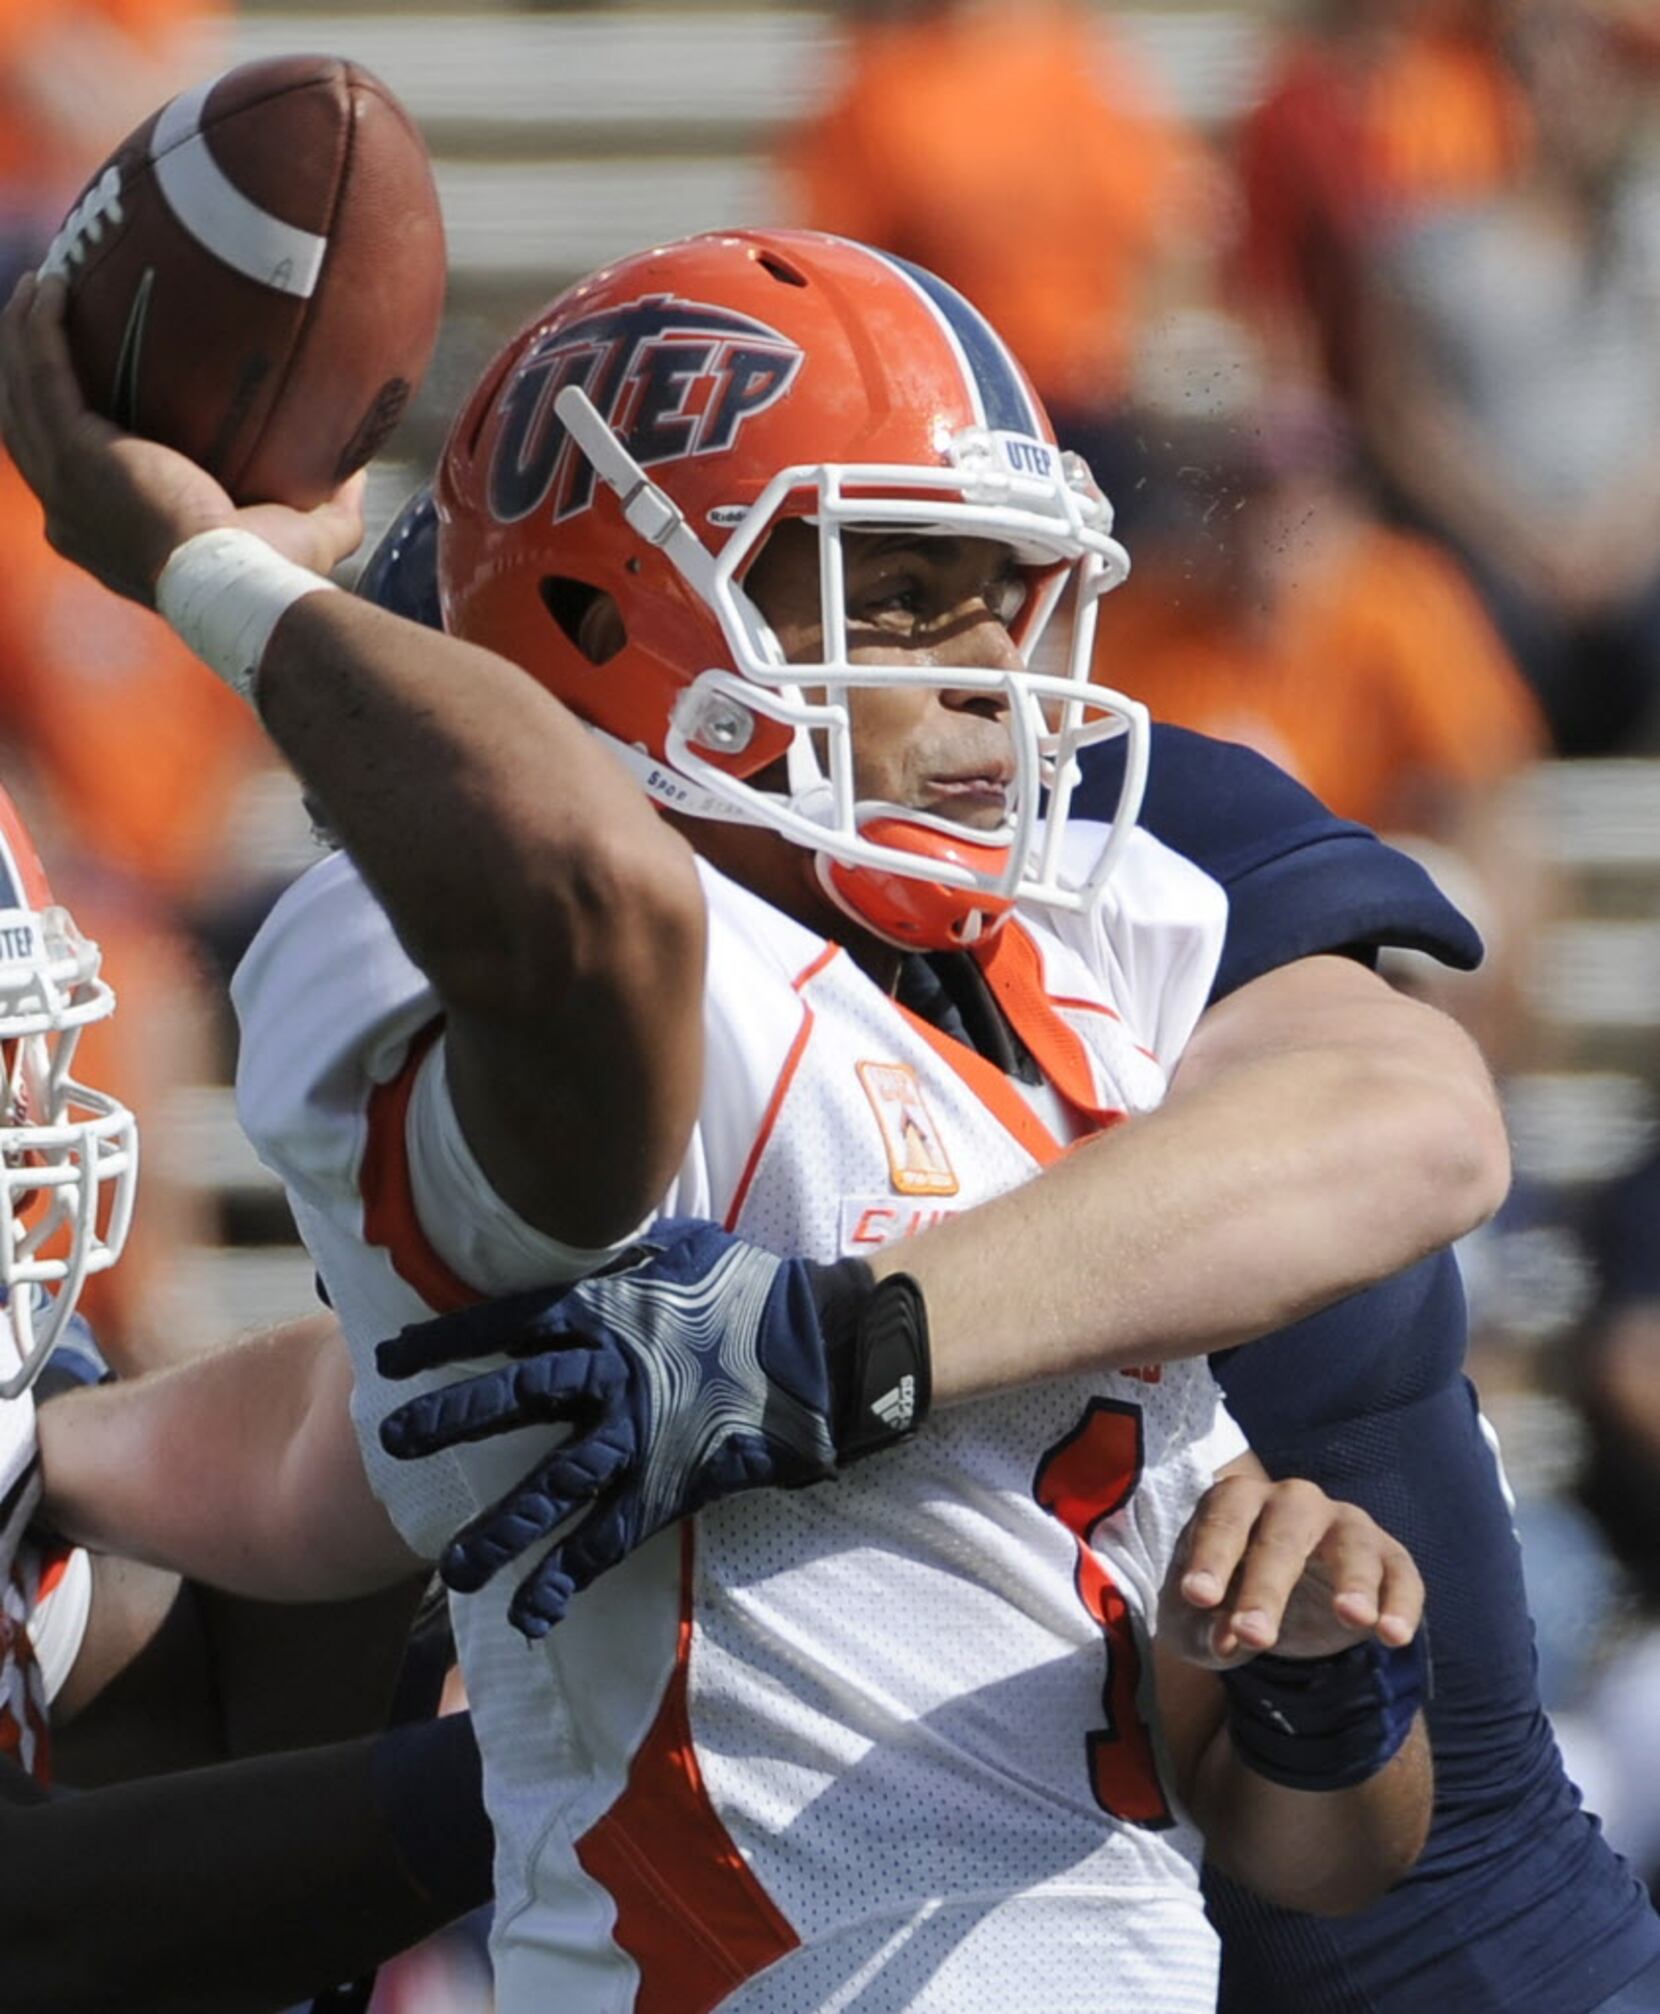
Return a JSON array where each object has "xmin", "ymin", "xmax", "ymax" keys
[{"xmin": 375, "ymin": 1219, "xmax": 930, "ymax": 1638}]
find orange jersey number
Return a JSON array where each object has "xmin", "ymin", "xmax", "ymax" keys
[{"xmin": 1034, "ymin": 1398, "xmax": 1172, "ymax": 1827}]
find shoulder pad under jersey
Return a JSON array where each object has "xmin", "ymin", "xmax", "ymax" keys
[{"xmin": 1077, "ymin": 726, "xmax": 1483, "ymax": 1000}]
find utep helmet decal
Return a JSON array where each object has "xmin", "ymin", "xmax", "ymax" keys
[
  {"xmin": 488, "ymin": 296, "xmax": 804, "ymax": 526},
  {"xmin": 0, "ymin": 789, "xmax": 136, "ymax": 1399},
  {"xmin": 438, "ymin": 229, "xmax": 1148, "ymax": 952}
]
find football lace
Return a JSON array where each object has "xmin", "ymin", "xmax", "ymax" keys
[{"xmin": 39, "ymin": 169, "xmax": 126, "ymax": 280}]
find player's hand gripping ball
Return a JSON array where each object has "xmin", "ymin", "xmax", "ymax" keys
[{"xmin": 39, "ymin": 54, "xmax": 446, "ymax": 507}]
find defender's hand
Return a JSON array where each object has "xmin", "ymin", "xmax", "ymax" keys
[
  {"xmin": 375, "ymin": 1220, "xmax": 928, "ymax": 1639},
  {"xmin": 0, "ymin": 272, "xmax": 363, "ymax": 604},
  {"xmin": 1160, "ymin": 1471, "xmax": 1423, "ymax": 1670}
]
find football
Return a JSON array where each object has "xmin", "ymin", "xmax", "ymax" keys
[{"xmin": 41, "ymin": 54, "xmax": 446, "ymax": 508}]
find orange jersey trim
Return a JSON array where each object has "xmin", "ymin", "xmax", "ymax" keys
[
  {"xmin": 360, "ymin": 1020, "xmax": 481, "ymax": 1314},
  {"xmin": 575, "ymin": 1524, "xmax": 799, "ymax": 2009},
  {"xmin": 895, "ymin": 1001, "xmax": 1066, "ymax": 1170},
  {"xmin": 0, "ymin": 1604, "xmax": 50, "ymax": 1787},
  {"xmin": 583, "ymin": 940, "xmax": 823, "ymax": 2003},
  {"xmin": 974, "ymin": 922, "xmax": 1126, "ymax": 1122},
  {"xmin": 1045, "ymin": 992, "xmax": 1158, "ymax": 1066},
  {"xmin": 32, "ymin": 1546, "xmax": 73, "ymax": 1604},
  {"xmin": 724, "ymin": 945, "xmax": 840, "ymax": 1230}
]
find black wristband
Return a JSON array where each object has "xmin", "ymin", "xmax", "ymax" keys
[{"xmin": 812, "ymin": 1260, "xmax": 932, "ymax": 1463}]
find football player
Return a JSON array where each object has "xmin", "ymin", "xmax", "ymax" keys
[
  {"xmin": 0, "ymin": 782, "xmax": 494, "ymax": 2010},
  {"xmin": 357, "ymin": 489, "xmax": 1660, "ymax": 2009},
  {"xmin": 31, "ymin": 466, "xmax": 1652, "ymax": 2008},
  {"xmin": 368, "ymin": 720, "xmax": 1660, "ymax": 2014},
  {"xmin": 0, "ymin": 232, "xmax": 1508, "ymax": 2012},
  {"xmin": 0, "ymin": 776, "xmax": 138, "ymax": 1782},
  {"xmin": 332, "ymin": 490, "xmax": 1660, "ymax": 2006}
]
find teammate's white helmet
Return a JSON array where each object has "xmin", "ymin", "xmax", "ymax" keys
[{"xmin": 0, "ymin": 788, "xmax": 137, "ymax": 1398}]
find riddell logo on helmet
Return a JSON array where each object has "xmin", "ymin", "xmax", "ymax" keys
[{"xmin": 487, "ymin": 295, "xmax": 804, "ymax": 525}]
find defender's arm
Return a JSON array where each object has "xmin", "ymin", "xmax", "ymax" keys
[
  {"xmin": 0, "ymin": 1712, "xmax": 491, "ymax": 2014},
  {"xmin": 1157, "ymin": 1653, "xmax": 1432, "ymax": 1916},
  {"xmin": 1155, "ymin": 1454, "xmax": 1432, "ymax": 1916},
  {"xmin": 873, "ymin": 953, "xmax": 1508, "ymax": 1400},
  {"xmin": 38, "ymin": 1316, "xmax": 423, "ymax": 1600}
]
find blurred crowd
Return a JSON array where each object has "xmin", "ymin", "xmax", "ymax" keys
[
  {"xmin": 0, "ymin": 0, "xmax": 260, "ymax": 1376},
  {"xmin": 2, "ymin": 0, "xmax": 1659, "ymax": 1961}
]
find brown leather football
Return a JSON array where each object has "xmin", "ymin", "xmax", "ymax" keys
[{"xmin": 42, "ymin": 54, "xmax": 446, "ymax": 508}]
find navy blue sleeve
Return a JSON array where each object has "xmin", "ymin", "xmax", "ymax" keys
[{"xmin": 1077, "ymin": 726, "xmax": 1484, "ymax": 1001}]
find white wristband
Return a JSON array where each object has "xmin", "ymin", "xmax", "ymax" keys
[{"xmin": 154, "ymin": 527, "xmax": 338, "ymax": 703}]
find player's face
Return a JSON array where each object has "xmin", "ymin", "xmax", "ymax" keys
[{"xmin": 745, "ymin": 522, "xmax": 1024, "ymax": 832}]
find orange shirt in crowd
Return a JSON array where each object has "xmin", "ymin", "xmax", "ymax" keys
[
  {"xmin": 0, "ymin": 454, "xmax": 269, "ymax": 904},
  {"xmin": 0, "ymin": 445, "xmax": 260, "ymax": 1355},
  {"xmin": 1232, "ymin": 8, "xmax": 1528, "ymax": 388},
  {"xmin": 0, "ymin": 0, "xmax": 225, "ymax": 206},
  {"xmin": 779, "ymin": 0, "xmax": 1206, "ymax": 413},
  {"xmin": 0, "ymin": 1, "xmax": 260, "ymax": 1357},
  {"xmin": 1094, "ymin": 518, "xmax": 1544, "ymax": 830},
  {"xmin": 1362, "ymin": 18, "xmax": 1528, "ymax": 203}
]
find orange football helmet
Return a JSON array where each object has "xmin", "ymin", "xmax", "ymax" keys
[
  {"xmin": 437, "ymin": 228, "xmax": 1147, "ymax": 949},
  {"xmin": 0, "ymin": 789, "xmax": 136, "ymax": 1398}
]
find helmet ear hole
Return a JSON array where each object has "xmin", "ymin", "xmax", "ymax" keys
[{"xmin": 540, "ymin": 578, "xmax": 626, "ymax": 666}]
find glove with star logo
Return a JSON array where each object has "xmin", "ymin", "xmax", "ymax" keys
[{"xmin": 376, "ymin": 1219, "xmax": 930, "ymax": 1637}]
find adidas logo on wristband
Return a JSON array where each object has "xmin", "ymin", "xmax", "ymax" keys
[
  {"xmin": 837, "ymin": 1272, "xmax": 931, "ymax": 1463},
  {"xmin": 872, "ymin": 1376, "xmax": 917, "ymax": 1432}
]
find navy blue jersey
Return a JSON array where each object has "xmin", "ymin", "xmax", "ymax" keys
[
  {"xmin": 1080, "ymin": 724, "xmax": 1485, "ymax": 993},
  {"xmin": 1078, "ymin": 730, "xmax": 1660, "ymax": 2012}
]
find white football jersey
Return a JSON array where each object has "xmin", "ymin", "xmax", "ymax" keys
[{"xmin": 233, "ymin": 822, "xmax": 1242, "ymax": 2014}]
